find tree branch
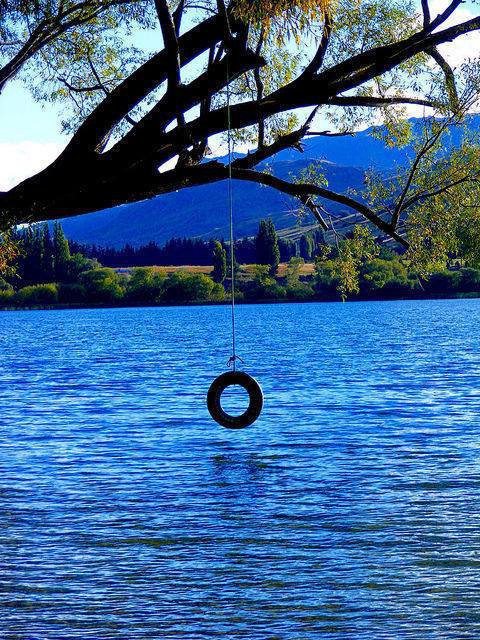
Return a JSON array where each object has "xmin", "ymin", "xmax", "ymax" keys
[
  {"xmin": 254, "ymin": 28, "xmax": 266, "ymax": 148},
  {"xmin": 106, "ymin": 46, "xmax": 265, "ymax": 167},
  {"xmin": 172, "ymin": 0, "xmax": 186, "ymax": 35},
  {"xmin": 305, "ymin": 130, "xmax": 355, "ymax": 137},
  {"xmin": 402, "ymin": 174, "xmax": 480, "ymax": 211},
  {"xmin": 233, "ymin": 109, "xmax": 317, "ymax": 169},
  {"xmin": 427, "ymin": 0, "xmax": 463, "ymax": 32},
  {"xmin": 302, "ymin": 11, "xmax": 333, "ymax": 77},
  {"xmin": 421, "ymin": 0, "xmax": 431, "ymax": 29},
  {"xmin": 2, "ymin": 0, "xmax": 480, "ymax": 239},
  {"xmin": 0, "ymin": 0, "xmax": 133, "ymax": 94},
  {"xmin": 391, "ymin": 119, "xmax": 451, "ymax": 228},
  {"xmin": 63, "ymin": 12, "xmax": 239, "ymax": 156},
  {"xmin": 58, "ymin": 77, "xmax": 104, "ymax": 93},
  {"xmin": 154, "ymin": 0, "xmax": 182, "ymax": 92},
  {"xmin": 149, "ymin": 14, "xmax": 480, "ymax": 169},
  {"xmin": 329, "ymin": 95, "xmax": 438, "ymax": 109},
  {"xmin": 86, "ymin": 54, "xmax": 137, "ymax": 127},
  {"xmin": 319, "ymin": 14, "xmax": 480, "ymax": 97},
  {"xmin": 224, "ymin": 167, "xmax": 408, "ymax": 246},
  {"xmin": 426, "ymin": 46, "xmax": 459, "ymax": 111},
  {"xmin": 154, "ymin": 0, "xmax": 185, "ymax": 127}
]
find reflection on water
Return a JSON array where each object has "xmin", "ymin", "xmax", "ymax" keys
[{"xmin": 1, "ymin": 300, "xmax": 480, "ymax": 638}]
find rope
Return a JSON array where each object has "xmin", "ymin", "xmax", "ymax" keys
[{"xmin": 226, "ymin": 60, "xmax": 242, "ymax": 372}]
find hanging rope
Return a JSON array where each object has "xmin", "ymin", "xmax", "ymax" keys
[
  {"xmin": 225, "ymin": 60, "xmax": 243, "ymax": 372},
  {"xmin": 206, "ymin": 53, "xmax": 263, "ymax": 430}
]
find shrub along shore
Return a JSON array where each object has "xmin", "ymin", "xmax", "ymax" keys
[
  {"xmin": 2, "ymin": 260, "xmax": 480, "ymax": 311},
  {"xmin": 2, "ymin": 221, "xmax": 480, "ymax": 310}
]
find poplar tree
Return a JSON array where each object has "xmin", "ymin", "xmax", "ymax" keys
[
  {"xmin": 212, "ymin": 241, "xmax": 227, "ymax": 283},
  {"xmin": 40, "ymin": 223, "xmax": 54, "ymax": 281},
  {"xmin": 300, "ymin": 235, "xmax": 314, "ymax": 261},
  {"xmin": 256, "ymin": 219, "xmax": 280, "ymax": 275},
  {"xmin": 53, "ymin": 221, "xmax": 71, "ymax": 280}
]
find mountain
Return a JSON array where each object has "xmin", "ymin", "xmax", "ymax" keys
[
  {"xmin": 59, "ymin": 115, "xmax": 479, "ymax": 248},
  {"xmin": 59, "ymin": 161, "xmax": 365, "ymax": 247}
]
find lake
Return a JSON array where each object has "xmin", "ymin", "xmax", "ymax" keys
[{"xmin": 1, "ymin": 299, "xmax": 480, "ymax": 639}]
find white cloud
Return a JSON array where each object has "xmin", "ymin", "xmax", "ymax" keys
[{"xmin": 0, "ymin": 141, "xmax": 65, "ymax": 191}]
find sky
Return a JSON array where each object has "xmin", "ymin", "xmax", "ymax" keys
[{"xmin": 0, "ymin": 0, "xmax": 478, "ymax": 192}]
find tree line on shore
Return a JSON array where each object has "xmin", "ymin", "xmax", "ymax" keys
[
  {"xmin": 1, "ymin": 220, "xmax": 480, "ymax": 308},
  {"xmin": 70, "ymin": 224, "xmax": 321, "ymax": 267}
]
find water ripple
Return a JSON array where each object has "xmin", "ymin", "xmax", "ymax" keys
[{"xmin": 1, "ymin": 299, "xmax": 480, "ymax": 638}]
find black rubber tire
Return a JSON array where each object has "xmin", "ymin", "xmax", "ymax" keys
[{"xmin": 207, "ymin": 371, "xmax": 263, "ymax": 429}]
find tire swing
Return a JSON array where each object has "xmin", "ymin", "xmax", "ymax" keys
[
  {"xmin": 207, "ymin": 371, "xmax": 263, "ymax": 430},
  {"xmin": 206, "ymin": 64, "xmax": 263, "ymax": 430}
]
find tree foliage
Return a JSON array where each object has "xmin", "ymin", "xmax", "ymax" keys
[
  {"xmin": 6, "ymin": 217, "xmax": 480, "ymax": 306},
  {"xmin": 163, "ymin": 271, "xmax": 225, "ymax": 301},
  {"xmin": 80, "ymin": 267, "xmax": 126, "ymax": 301},
  {"xmin": 0, "ymin": 232, "xmax": 19, "ymax": 277},
  {"xmin": 8, "ymin": 222, "xmax": 96, "ymax": 283},
  {"xmin": 15, "ymin": 283, "xmax": 59, "ymax": 305},
  {"xmin": 126, "ymin": 266, "xmax": 166, "ymax": 301},
  {"xmin": 316, "ymin": 225, "xmax": 380, "ymax": 299}
]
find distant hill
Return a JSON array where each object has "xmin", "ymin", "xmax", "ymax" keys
[{"xmin": 59, "ymin": 114, "xmax": 479, "ymax": 248}]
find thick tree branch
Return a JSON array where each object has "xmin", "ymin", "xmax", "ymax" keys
[
  {"xmin": 233, "ymin": 109, "xmax": 317, "ymax": 169},
  {"xmin": 54, "ymin": 10, "xmax": 480, "ymax": 168},
  {"xmin": 154, "ymin": 0, "xmax": 185, "ymax": 127},
  {"xmin": 329, "ymin": 95, "xmax": 438, "ymax": 109},
  {"xmin": 162, "ymin": 13, "xmax": 479, "ymax": 164},
  {"xmin": 319, "ymin": 14, "xmax": 480, "ymax": 96},
  {"xmin": 421, "ymin": 0, "xmax": 431, "ymax": 29},
  {"xmin": 0, "ymin": 158, "xmax": 403, "ymax": 248},
  {"xmin": 227, "ymin": 168, "xmax": 408, "ymax": 246},
  {"xmin": 2, "ymin": 0, "xmax": 480, "ymax": 242},
  {"xmin": 172, "ymin": 0, "xmax": 186, "ymax": 35},
  {"xmin": 106, "ymin": 47, "xmax": 265, "ymax": 166},
  {"xmin": 154, "ymin": 0, "xmax": 182, "ymax": 92},
  {"xmin": 63, "ymin": 12, "xmax": 239, "ymax": 156}
]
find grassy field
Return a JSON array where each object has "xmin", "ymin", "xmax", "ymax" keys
[{"xmin": 116, "ymin": 263, "xmax": 316, "ymax": 278}]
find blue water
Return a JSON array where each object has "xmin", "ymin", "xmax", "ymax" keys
[{"xmin": 1, "ymin": 299, "xmax": 480, "ymax": 639}]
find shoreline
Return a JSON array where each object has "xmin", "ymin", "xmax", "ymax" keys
[{"xmin": 1, "ymin": 291, "xmax": 479, "ymax": 312}]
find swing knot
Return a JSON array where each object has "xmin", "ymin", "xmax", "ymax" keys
[{"xmin": 227, "ymin": 355, "xmax": 245, "ymax": 369}]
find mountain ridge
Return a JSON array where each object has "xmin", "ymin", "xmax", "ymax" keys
[{"xmin": 59, "ymin": 114, "xmax": 480, "ymax": 248}]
